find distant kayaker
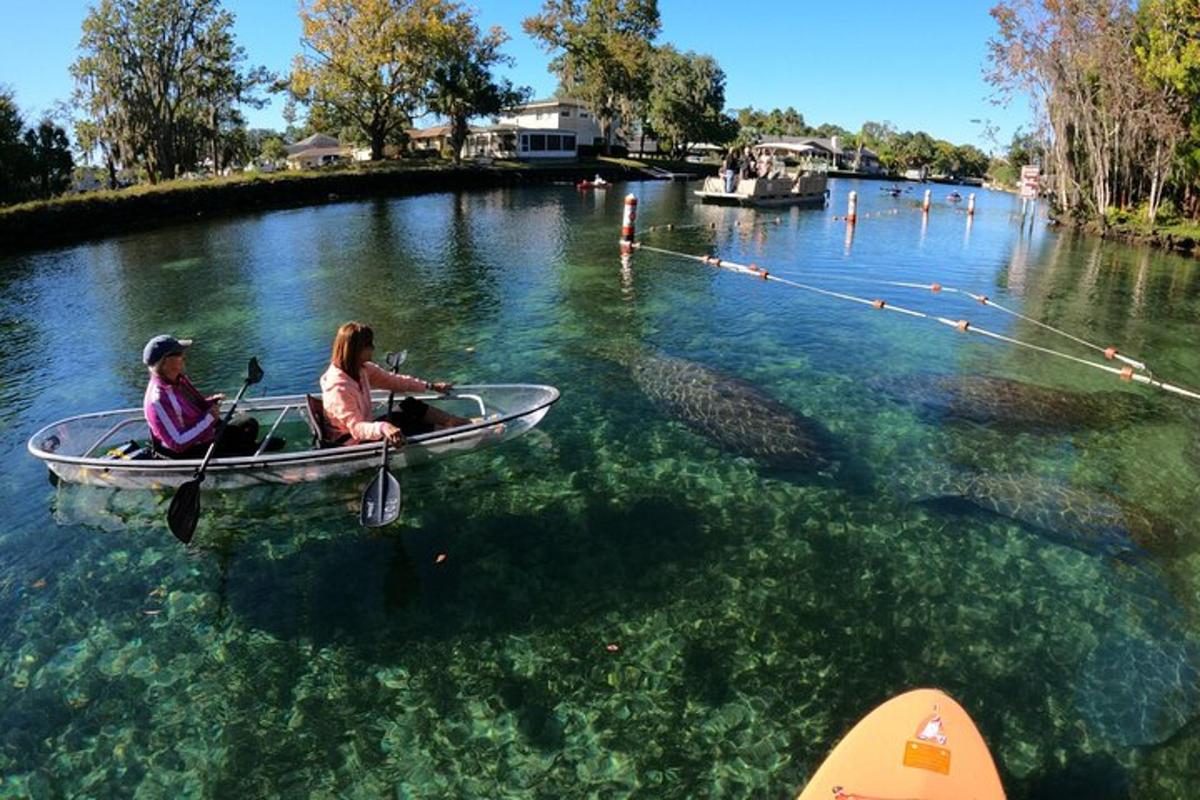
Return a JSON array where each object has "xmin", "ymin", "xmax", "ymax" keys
[
  {"xmin": 319, "ymin": 321, "xmax": 468, "ymax": 448},
  {"xmin": 143, "ymin": 334, "xmax": 271, "ymax": 458}
]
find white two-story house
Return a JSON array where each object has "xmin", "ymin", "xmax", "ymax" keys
[{"xmin": 462, "ymin": 98, "xmax": 606, "ymax": 160}]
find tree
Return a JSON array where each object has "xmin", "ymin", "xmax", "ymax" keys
[
  {"xmin": 645, "ymin": 46, "xmax": 735, "ymax": 158},
  {"xmin": 0, "ymin": 87, "xmax": 29, "ymax": 203},
  {"xmin": 190, "ymin": 11, "xmax": 272, "ymax": 173},
  {"xmin": 1135, "ymin": 0, "xmax": 1200, "ymax": 220},
  {"xmin": 524, "ymin": 0, "xmax": 661, "ymax": 152},
  {"xmin": 261, "ymin": 136, "xmax": 288, "ymax": 162},
  {"xmin": 932, "ymin": 139, "xmax": 960, "ymax": 176},
  {"xmin": 812, "ymin": 122, "xmax": 851, "ymax": 140},
  {"xmin": 858, "ymin": 120, "xmax": 896, "ymax": 150},
  {"xmin": 71, "ymin": 0, "xmax": 268, "ymax": 183},
  {"xmin": 292, "ymin": 0, "xmax": 457, "ymax": 160},
  {"xmin": 988, "ymin": 0, "xmax": 1188, "ymax": 223},
  {"xmin": 955, "ymin": 143, "xmax": 990, "ymax": 177},
  {"xmin": 23, "ymin": 119, "xmax": 74, "ymax": 198},
  {"xmin": 425, "ymin": 9, "xmax": 528, "ymax": 162}
]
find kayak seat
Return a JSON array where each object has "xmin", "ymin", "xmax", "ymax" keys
[{"xmin": 304, "ymin": 394, "xmax": 350, "ymax": 449}]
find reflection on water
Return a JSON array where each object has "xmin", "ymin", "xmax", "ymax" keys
[{"xmin": 1, "ymin": 180, "xmax": 1199, "ymax": 798}]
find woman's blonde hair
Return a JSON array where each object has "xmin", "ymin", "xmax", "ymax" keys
[{"xmin": 331, "ymin": 321, "xmax": 374, "ymax": 382}]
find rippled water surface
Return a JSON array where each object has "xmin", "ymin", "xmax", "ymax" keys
[{"xmin": 2, "ymin": 179, "xmax": 1199, "ymax": 798}]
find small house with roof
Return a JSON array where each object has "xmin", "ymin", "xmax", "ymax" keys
[
  {"xmin": 756, "ymin": 135, "xmax": 882, "ymax": 174},
  {"xmin": 285, "ymin": 133, "xmax": 354, "ymax": 170},
  {"xmin": 406, "ymin": 125, "xmax": 453, "ymax": 155}
]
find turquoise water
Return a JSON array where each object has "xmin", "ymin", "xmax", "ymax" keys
[{"xmin": 2, "ymin": 179, "xmax": 1199, "ymax": 797}]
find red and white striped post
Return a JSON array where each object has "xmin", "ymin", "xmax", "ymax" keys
[
  {"xmin": 922, "ymin": 189, "xmax": 932, "ymax": 214},
  {"xmin": 620, "ymin": 194, "xmax": 638, "ymax": 254},
  {"xmin": 967, "ymin": 193, "xmax": 976, "ymax": 217},
  {"xmin": 846, "ymin": 190, "xmax": 858, "ymax": 224}
]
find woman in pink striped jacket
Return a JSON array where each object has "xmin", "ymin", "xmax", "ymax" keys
[
  {"xmin": 319, "ymin": 322, "xmax": 468, "ymax": 447},
  {"xmin": 142, "ymin": 335, "xmax": 266, "ymax": 458}
]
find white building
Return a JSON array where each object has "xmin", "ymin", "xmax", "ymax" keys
[
  {"xmin": 461, "ymin": 98, "xmax": 605, "ymax": 160},
  {"xmin": 285, "ymin": 133, "xmax": 353, "ymax": 170}
]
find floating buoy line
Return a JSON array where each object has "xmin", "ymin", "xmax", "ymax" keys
[
  {"xmin": 614, "ymin": 193, "xmax": 1198, "ymax": 401},
  {"xmin": 626, "ymin": 240, "xmax": 1200, "ymax": 403}
]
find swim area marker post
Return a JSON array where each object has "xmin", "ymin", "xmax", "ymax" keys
[
  {"xmin": 847, "ymin": 191, "xmax": 857, "ymax": 224},
  {"xmin": 967, "ymin": 193, "xmax": 976, "ymax": 217},
  {"xmin": 620, "ymin": 194, "xmax": 638, "ymax": 254},
  {"xmin": 922, "ymin": 189, "xmax": 932, "ymax": 214}
]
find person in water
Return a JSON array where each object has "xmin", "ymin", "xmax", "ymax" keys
[
  {"xmin": 142, "ymin": 334, "xmax": 274, "ymax": 458},
  {"xmin": 320, "ymin": 321, "xmax": 469, "ymax": 448}
]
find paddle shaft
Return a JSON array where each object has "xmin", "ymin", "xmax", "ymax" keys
[
  {"xmin": 376, "ymin": 388, "xmax": 396, "ymax": 509},
  {"xmin": 373, "ymin": 355, "xmax": 404, "ymax": 512},
  {"xmin": 191, "ymin": 377, "xmax": 256, "ymax": 481}
]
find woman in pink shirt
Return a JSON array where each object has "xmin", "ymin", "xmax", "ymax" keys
[{"xmin": 319, "ymin": 322, "xmax": 468, "ymax": 447}]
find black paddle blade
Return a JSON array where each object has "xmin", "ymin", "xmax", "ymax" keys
[
  {"xmin": 246, "ymin": 357, "xmax": 264, "ymax": 385},
  {"xmin": 360, "ymin": 470, "xmax": 402, "ymax": 528},
  {"xmin": 167, "ymin": 478, "xmax": 202, "ymax": 544}
]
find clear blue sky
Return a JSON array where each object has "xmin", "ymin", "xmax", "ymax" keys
[{"xmin": 1, "ymin": 0, "xmax": 1030, "ymax": 152}]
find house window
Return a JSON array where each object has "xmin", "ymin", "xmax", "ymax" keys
[
  {"xmin": 547, "ymin": 134, "xmax": 562, "ymax": 151},
  {"xmin": 563, "ymin": 135, "xmax": 576, "ymax": 152},
  {"xmin": 579, "ymin": 111, "xmax": 588, "ymax": 118},
  {"xmin": 530, "ymin": 134, "xmax": 546, "ymax": 151},
  {"xmin": 536, "ymin": 111, "xmax": 543, "ymax": 120},
  {"xmin": 521, "ymin": 135, "xmax": 529, "ymax": 152},
  {"xmin": 561, "ymin": 109, "xmax": 570, "ymax": 117}
]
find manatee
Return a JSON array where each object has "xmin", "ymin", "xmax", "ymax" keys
[
  {"xmin": 878, "ymin": 374, "xmax": 1150, "ymax": 430},
  {"xmin": 1076, "ymin": 626, "xmax": 1200, "ymax": 747},
  {"xmin": 911, "ymin": 470, "xmax": 1191, "ymax": 561},
  {"xmin": 629, "ymin": 354, "xmax": 837, "ymax": 474}
]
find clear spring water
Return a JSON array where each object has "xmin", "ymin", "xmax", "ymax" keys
[{"xmin": 1, "ymin": 179, "xmax": 1198, "ymax": 798}]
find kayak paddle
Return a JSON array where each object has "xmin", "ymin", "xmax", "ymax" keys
[
  {"xmin": 359, "ymin": 350, "xmax": 406, "ymax": 528},
  {"xmin": 167, "ymin": 357, "xmax": 264, "ymax": 544}
]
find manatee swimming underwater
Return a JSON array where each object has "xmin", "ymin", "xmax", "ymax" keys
[
  {"xmin": 912, "ymin": 470, "xmax": 1191, "ymax": 561},
  {"xmin": 629, "ymin": 354, "xmax": 838, "ymax": 474},
  {"xmin": 878, "ymin": 374, "xmax": 1150, "ymax": 430},
  {"xmin": 1076, "ymin": 625, "xmax": 1200, "ymax": 747}
]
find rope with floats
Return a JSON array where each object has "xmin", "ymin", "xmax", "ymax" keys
[
  {"xmin": 628, "ymin": 241, "xmax": 1200, "ymax": 403},
  {"xmin": 759, "ymin": 270, "xmax": 1150, "ymax": 374}
]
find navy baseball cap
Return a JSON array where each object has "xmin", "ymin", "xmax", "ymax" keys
[{"xmin": 143, "ymin": 334, "xmax": 193, "ymax": 366}]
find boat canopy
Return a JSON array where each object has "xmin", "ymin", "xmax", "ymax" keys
[{"xmin": 753, "ymin": 142, "xmax": 830, "ymax": 156}]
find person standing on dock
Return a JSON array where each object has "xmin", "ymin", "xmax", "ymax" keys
[
  {"xmin": 722, "ymin": 150, "xmax": 738, "ymax": 193},
  {"xmin": 741, "ymin": 146, "xmax": 757, "ymax": 180}
]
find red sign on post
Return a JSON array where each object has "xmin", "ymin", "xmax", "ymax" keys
[{"xmin": 1020, "ymin": 165, "xmax": 1040, "ymax": 199}]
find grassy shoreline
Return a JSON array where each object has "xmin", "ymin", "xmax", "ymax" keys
[
  {"xmin": 0, "ymin": 158, "xmax": 713, "ymax": 254},
  {"xmin": 1060, "ymin": 216, "xmax": 1200, "ymax": 257}
]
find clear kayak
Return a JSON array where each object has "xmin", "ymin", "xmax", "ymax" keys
[{"xmin": 27, "ymin": 385, "xmax": 559, "ymax": 490}]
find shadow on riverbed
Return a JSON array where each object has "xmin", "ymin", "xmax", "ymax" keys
[{"xmin": 224, "ymin": 496, "xmax": 712, "ymax": 653}]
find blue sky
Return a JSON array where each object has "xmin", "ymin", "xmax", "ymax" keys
[{"xmin": 1, "ymin": 0, "xmax": 1031, "ymax": 152}]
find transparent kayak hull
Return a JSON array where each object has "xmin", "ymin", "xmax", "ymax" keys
[{"xmin": 27, "ymin": 385, "xmax": 559, "ymax": 490}]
